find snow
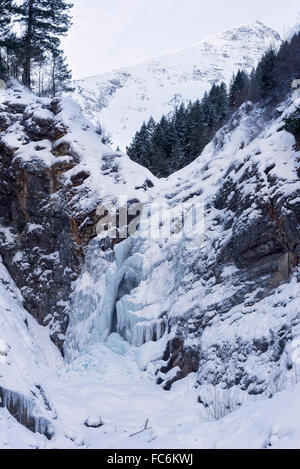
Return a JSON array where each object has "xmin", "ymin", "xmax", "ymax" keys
[
  {"xmin": 0, "ymin": 408, "xmax": 47, "ymax": 449},
  {"xmin": 45, "ymin": 360, "xmax": 300, "ymax": 449},
  {"xmin": 71, "ymin": 21, "xmax": 281, "ymax": 149}
]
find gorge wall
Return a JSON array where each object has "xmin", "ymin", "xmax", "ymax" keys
[{"xmin": 1, "ymin": 81, "xmax": 300, "ymax": 399}]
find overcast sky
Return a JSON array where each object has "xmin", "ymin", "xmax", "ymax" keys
[{"xmin": 62, "ymin": 0, "xmax": 300, "ymax": 80}]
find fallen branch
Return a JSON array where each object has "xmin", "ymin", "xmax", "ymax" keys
[{"xmin": 129, "ymin": 419, "xmax": 152, "ymax": 437}]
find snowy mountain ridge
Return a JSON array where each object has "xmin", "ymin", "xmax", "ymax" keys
[{"xmin": 71, "ymin": 21, "xmax": 281, "ymax": 149}]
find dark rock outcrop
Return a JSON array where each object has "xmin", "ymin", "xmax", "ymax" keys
[
  {"xmin": 154, "ymin": 105, "xmax": 300, "ymax": 392},
  {"xmin": 0, "ymin": 386, "xmax": 54, "ymax": 440},
  {"xmin": 0, "ymin": 89, "xmax": 98, "ymax": 351}
]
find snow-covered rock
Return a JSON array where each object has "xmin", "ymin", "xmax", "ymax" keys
[
  {"xmin": 0, "ymin": 256, "xmax": 62, "ymax": 441},
  {"xmin": 0, "ymin": 81, "xmax": 156, "ymax": 349},
  {"xmin": 71, "ymin": 21, "xmax": 281, "ymax": 149}
]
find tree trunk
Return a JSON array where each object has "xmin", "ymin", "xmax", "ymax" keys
[
  {"xmin": 51, "ymin": 55, "xmax": 56, "ymax": 98},
  {"xmin": 23, "ymin": 0, "xmax": 33, "ymax": 89}
]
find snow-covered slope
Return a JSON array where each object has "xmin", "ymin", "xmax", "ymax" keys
[
  {"xmin": 0, "ymin": 256, "xmax": 63, "ymax": 446},
  {"xmin": 72, "ymin": 21, "xmax": 281, "ymax": 149}
]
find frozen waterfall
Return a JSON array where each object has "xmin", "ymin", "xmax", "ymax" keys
[{"xmin": 64, "ymin": 224, "xmax": 170, "ymax": 360}]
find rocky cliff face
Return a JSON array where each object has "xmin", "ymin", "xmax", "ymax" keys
[
  {"xmin": 0, "ymin": 81, "xmax": 155, "ymax": 351},
  {"xmin": 162, "ymin": 102, "xmax": 300, "ymax": 392},
  {"xmin": 161, "ymin": 102, "xmax": 300, "ymax": 392},
  {"xmin": 158, "ymin": 101, "xmax": 300, "ymax": 392}
]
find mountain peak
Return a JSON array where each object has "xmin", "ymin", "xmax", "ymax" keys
[
  {"xmin": 71, "ymin": 22, "xmax": 281, "ymax": 149},
  {"xmin": 215, "ymin": 20, "xmax": 281, "ymax": 41}
]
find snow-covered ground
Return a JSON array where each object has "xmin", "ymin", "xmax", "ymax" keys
[
  {"xmin": 71, "ymin": 21, "xmax": 281, "ymax": 149},
  {"xmin": 1, "ymin": 267, "xmax": 300, "ymax": 450},
  {"xmin": 34, "ymin": 339, "xmax": 300, "ymax": 449}
]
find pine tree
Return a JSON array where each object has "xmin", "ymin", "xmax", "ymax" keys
[
  {"xmin": 146, "ymin": 116, "xmax": 156, "ymax": 136},
  {"xmin": 289, "ymin": 31, "xmax": 300, "ymax": 78},
  {"xmin": 248, "ymin": 68, "xmax": 259, "ymax": 102},
  {"xmin": 217, "ymin": 82, "xmax": 229, "ymax": 119},
  {"xmin": 275, "ymin": 40, "xmax": 293, "ymax": 96},
  {"xmin": 171, "ymin": 138, "xmax": 184, "ymax": 170},
  {"xmin": 166, "ymin": 119, "xmax": 183, "ymax": 167},
  {"xmin": 201, "ymin": 91, "xmax": 211, "ymax": 126},
  {"xmin": 151, "ymin": 116, "xmax": 170, "ymax": 177},
  {"xmin": 187, "ymin": 99, "xmax": 207, "ymax": 158},
  {"xmin": 15, "ymin": 0, "xmax": 73, "ymax": 89},
  {"xmin": 172, "ymin": 103, "xmax": 187, "ymax": 150},
  {"xmin": 274, "ymin": 33, "xmax": 300, "ymax": 99},
  {"xmin": 229, "ymin": 70, "xmax": 249, "ymax": 109},
  {"xmin": 0, "ymin": 0, "xmax": 14, "ymax": 78},
  {"xmin": 0, "ymin": 1, "xmax": 12, "ymax": 35},
  {"xmin": 138, "ymin": 122, "xmax": 152, "ymax": 166},
  {"xmin": 127, "ymin": 121, "xmax": 152, "ymax": 167},
  {"xmin": 205, "ymin": 84, "xmax": 222, "ymax": 128},
  {"xmin": 256, "ymin": 47, "xmax": 278, "ymax": 100},
  {"xmin": 50, "ymin": 49, "xmax": 74, "ymax": 97}
]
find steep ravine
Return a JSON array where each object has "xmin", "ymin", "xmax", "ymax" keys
[
  {"xmin": 1, "ymin": 81, "xmax": 300, "ymax": 447},
  {"xmin": 66, "ymin": 97, "xmax": 300, "ymax": 394}
]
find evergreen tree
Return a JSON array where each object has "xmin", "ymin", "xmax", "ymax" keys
[
  {"xmin": 0, "ymin": 0, "xmax": 12, "ymax": 37},
  {"xmin": 248, "ymin": 67, "xmax": 260, "ymax": 102},
  {"xmin": 275, "ymin": 40, "xmax": 293, "ymax": 96},
  {"xmin": 137, "ymin": 122, "xmax": 152, "ymax": 166},
  {"xmin": 187, "ymin": 99, "xmax": 208, "ymax": 158},
  {"xmin": 167, "ymin": 119, "xmax": 183, "ymax": 169},
  {"xmin": 289, "ymin": 31, "xmax": 300, "ymax": 78},
  {"xmin": 256, "ymin": 47, "xmax": 278, "ymax": 100},
  {"xmin": 201, "ymin": 91, "xmax": 210, "ymax": 123},
  {"xmin": 15, "ymin": 0, "xmax": 73, "ymax": 89},
  {"xmin": 127, "ymin": 121, "xmax": 152, "ymax": 167},
  {"xmin": 151, "ymin": 116, "xmax": 171, "ymax": 176},
  {"xmin": 172, "ymin": 103, "xmax": 187, "ymax": 150},
  {"xmin": 217, "ymin": 82, "xmax": 229, "ymax": 120},
  {"xmin": 274, "ymin": 32, "xmax": 300, "ymax": 99},
  {"xmin": 229, "ymin": 70, "xmax": 249, "ymax": 108},
  {"xmin": 146, "ymin": 116, "xmax": 156, "ymax": 146},
  {"xmin": 50, "ymin": 49, "xmax": 74, "ymax": 97},
  {"xmin": 0, "ymin": 0, "xmax": 14, "ymax": 78}
]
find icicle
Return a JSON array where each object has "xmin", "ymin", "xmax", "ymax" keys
[{"xmin": 0, "ymin": 386, "xmax": 54, "ymax": 440}]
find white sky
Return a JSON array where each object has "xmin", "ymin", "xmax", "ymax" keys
[{"xmin": 62, "ymin": 0, "xmax": 300, "ymax": 80}]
